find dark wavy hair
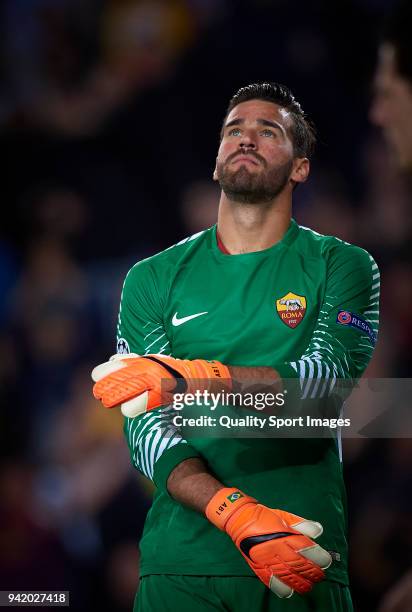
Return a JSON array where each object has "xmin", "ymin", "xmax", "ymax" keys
[{"xmin": 221, "ymin": 82, "xmax": 317, "ymax": 159}]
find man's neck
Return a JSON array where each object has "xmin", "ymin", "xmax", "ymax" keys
[{"xmin": 216, "ymin": 191, "xmax": 292, "ymax": 254}]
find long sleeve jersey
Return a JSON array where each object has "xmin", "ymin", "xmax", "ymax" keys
[{"xmin": 116, "ymin": 219, "xmax": 379, "ymax": 583}]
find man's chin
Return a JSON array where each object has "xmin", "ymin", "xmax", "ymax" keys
[{"xmin": 222, "ymin": 188, "xmax": 274, "ymax": 204}]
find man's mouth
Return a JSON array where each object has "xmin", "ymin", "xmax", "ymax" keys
[{"xmin": 230, "ymin": 156, "xmax": 259, "ymax": 166}]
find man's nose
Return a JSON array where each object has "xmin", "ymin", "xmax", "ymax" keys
[{"xmin": 239, "ymin": 131, "xmax": 257, "ymax": 149}]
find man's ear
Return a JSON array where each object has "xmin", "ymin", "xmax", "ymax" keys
[{"xmin": 290, "ymin": 157, "xmax": 310, "ymax": 184}]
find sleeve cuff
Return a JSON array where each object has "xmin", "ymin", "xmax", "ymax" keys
[{"xmin": 152, "ymin": 442, "xmax": 202, "ymax": 493}]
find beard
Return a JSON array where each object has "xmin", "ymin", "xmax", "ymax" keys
[{"xmin": 216, "ymin": 154, "xmax": 293, "ymax": 204}]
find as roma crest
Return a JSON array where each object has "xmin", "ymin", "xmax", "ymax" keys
[{"xmin": 276, "ymin": 292, "xmax": 307, "ymax": 329}]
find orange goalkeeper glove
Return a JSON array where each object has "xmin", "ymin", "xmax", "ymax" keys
[
  {"xmin": 92, "ymin": 353, "xmax": 231, "ymax": 417},
  {"xmin": 206, "ymin": 488, "xmax": 332, "ymax": 598}
]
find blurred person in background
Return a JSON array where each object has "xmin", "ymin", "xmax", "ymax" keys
[
  {"xmin": 356, "ymin": 1, "xmax": 412, "ymax": 611},
  {"xmin": 370, "ymin": 0, "xmax": 412, "ymax": 174}
]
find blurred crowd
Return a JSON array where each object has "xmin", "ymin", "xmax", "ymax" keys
[{"xmin": 1, "ymin": 1, "xmax": 411, "ymax": 610}]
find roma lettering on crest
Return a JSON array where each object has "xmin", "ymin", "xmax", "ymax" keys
[{"xmin": 276, "ymin": 292, "xmax": 307, "ymax": 329}]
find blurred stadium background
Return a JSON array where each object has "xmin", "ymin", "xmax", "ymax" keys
[{"xmin": 1, "ymin": 1, "xmax": 411, "ymax": 610}]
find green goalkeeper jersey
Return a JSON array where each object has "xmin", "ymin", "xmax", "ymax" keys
[{"xmin": 116, "ymin": 219, "xmax": 380, "ymax": 585}]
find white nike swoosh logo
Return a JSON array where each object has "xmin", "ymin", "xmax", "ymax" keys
[{"xmin": 172, "ymin": 311, "xmax": 208, "ymax": 326}]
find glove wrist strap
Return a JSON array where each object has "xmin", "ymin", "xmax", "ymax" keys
[
  {"xmin": 190, "ymin": 360, "xmax": 232, "ymax": 387},
  {"xmin": 205, "ymin": 487, "xmax": 256, "ymax": 531}
]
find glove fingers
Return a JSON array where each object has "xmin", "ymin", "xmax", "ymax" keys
[
  {"xmin": 92, "ymin": 360, "xmax": 125, "ymax": 383},
  {"xmin": 246, "ymin": 535, "xmax": 324, "ymax": 594},
  {"xmin": 91, "ymin": 353, "xmax": 140, "ymax": 382},
  {"xmin": 267, "ymin": 557, "xmax": 315, "ymax": 597},
  {"xmin": 298, "ymin": 544, "xmax": 332, "ymax": 570},
  {"xmin": 92, "ymin": 355, "xmax": 174, "ymax": 410},
  {"xmin": 269, "ymin": 510, "xmax": 331, "ymax": 570},
  {"xmin": 273, "ymin": 510, "xmax": 323, "ymax": 539},
  {"xmin": 93, "ymin": 367, "xmax": 150, "ymax": 407},
  {"xmin": 121, "ymin": 391, "xmax": 149, "ymax": 418},
  {"xmin": 290, "ymin": 519, "xmax": 323, "ymax": 540},
  {"xmin": 268, "ymin": 575, "xmax": 294, "ymax": 599},
  {"xmin": 245, "ymin": 555, "xmax": 299, "ymax": 599},
  {"xmin": 280, "ymin": 535, "xmax": 329, "ymax": 578},
  {"xmin": 267, "ymin": 556, "xmax": 321, "ymax": 598}
]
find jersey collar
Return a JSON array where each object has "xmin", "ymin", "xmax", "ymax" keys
[{"xmin": 211, "ymin": 218, "xmax": 299, "ymax": 258}]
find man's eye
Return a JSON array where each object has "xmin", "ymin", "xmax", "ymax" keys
[
  {"xmin": 228, "ymin": 128, "xmax": 241, "ymax": 136},
  {"xmin": 261, "ymin": 129, "xmax": 275, "ymax": 137}
]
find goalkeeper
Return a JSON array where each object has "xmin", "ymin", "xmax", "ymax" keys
[{"xmin": 93, "ymin": 82, "xmax": 380, "ymax": 611}]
